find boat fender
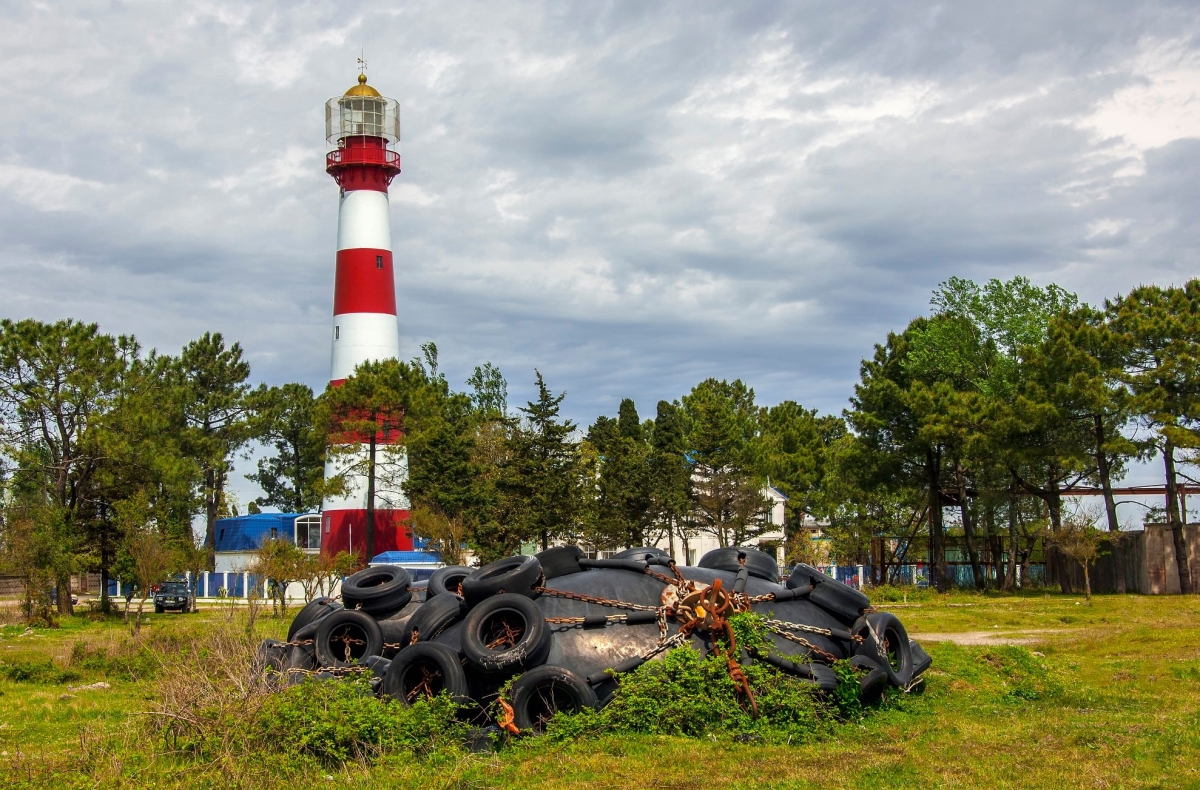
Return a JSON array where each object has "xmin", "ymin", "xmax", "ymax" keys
[{"xmin": 578, "ymin": 558, "xmax": 649, "ymax": 573}]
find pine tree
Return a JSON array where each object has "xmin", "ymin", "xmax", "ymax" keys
[
  {"xmin": 511, "ymin": 371, "xmax": 579, "ymax": 551},
  {"xmin": 1107, "ymin": 281, "xmax": 1200, "ymax": 594}
]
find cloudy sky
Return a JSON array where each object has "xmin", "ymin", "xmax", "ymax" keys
[{"xmin": 2, "ymin": 2, "xmax": 1199, "ymax": 506}]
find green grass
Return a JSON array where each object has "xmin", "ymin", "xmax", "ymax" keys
[{"xmin": 2, "ymin": 591, "xmax": 1199, "ymax": 789}]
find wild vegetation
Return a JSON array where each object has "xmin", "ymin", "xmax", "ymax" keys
[{"xmin": 2, "ymin": 277, "xmax": 1200, "ymax": 623}]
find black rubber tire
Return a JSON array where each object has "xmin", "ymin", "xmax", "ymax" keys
[
  {"xmin": 461, "ymin": 555, "xmax": 543, "ymax": 606},
  {"xmin": 535, "ymin": 546, "xmax": 585, "ymax": 580},
  {"xmin": 314, "ymin": 609, "xmax": 384, "ymax": 668},
  {"xmin": 362, "ymin": 655, "xmax": 392, "ymax": 678},
  {"xmin": 613, "ymin": 547, "xmax": 673, "ymax": 565},
  {"xmin": 404, "ymin": 593, "xmax": 467, "ymax": 644},
  {"xmin": 460, "ymin": 593, "xmax": 551, "ymax": 674},
  {"xmin": 341, "ymin": 565, "xmax": 413, "ymax": 617},
  {"xmin": 428, "ymin": 566, "xmax": 472, "ymax": 598},
  {"xmin": 697, "ymin": 546, "xmax": 779, "ymax": 582},
  {"xmin": 755, "ymin": 652, "xmax": 839, "ymax": 694},
  {"xmin": 154, "ymin": 605, "xmax": 164, "ymax": 614},
  {"xmin": 809, "ymin": 578, "xmax": 871, "ymax": 622},
  {"xmin": 287, "ymin": 622, "xmax": 320, "ymax": 673},
  {"xmin": 578, "ymin": 558, "xmax": 647, "ymax": 573},
  {"xmin": 254, "ymin": 638, "xmax": 290, "ymax": 680},
  {"xmin": 382, "ymin": 642, "xmax": 469, "ymax": 705},
  {"xmin": 287, "ymin": 596, "xmax": 342, "ymax": 641},
  {"xmin": 786, "ymin": 563, "xmax": 827, "ymax": 590},
  {"xmin": 910, "ymin": 640, "xmax": 932, "ymax": 677},
  {"xmin": 859, "ymin": 663, "xmax": 889, "ymax": 704},
  {"xmin": 852, "ymin": 612, "xmax": 913, "ymax": 688},
  {"xmin": 510, "ymin": 665, "xmax": 598, "ymax": 733}
]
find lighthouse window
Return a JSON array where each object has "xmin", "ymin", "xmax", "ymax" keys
[
  {"xmin": 376, "ymin": 255, "xmax": 383, "ymax": 269},
  {"xmin": 334, "ymin": 325, "xmax": 340, "ymax": 340}
]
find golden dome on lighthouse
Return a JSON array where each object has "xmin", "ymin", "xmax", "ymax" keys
[{"xmin": 344, "ymin": 73, "xmax": 382, "ymax": 97}]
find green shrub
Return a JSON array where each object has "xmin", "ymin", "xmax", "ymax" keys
[
  {"xmin": 252, "ymin": 677, "xmax": 467, "ymax": 764},
  {"xmin": 545, "ymin": 647, "xmax": 829, "ymax": 744},
  {"xmin": 0, "ymin": 658, "xmax": 81, "ymax": 684}
]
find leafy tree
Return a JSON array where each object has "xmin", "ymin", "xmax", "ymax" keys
[
  {"xmin": 681, "ymin": 379, "xmax": 770, "ymax": 547},
  {"xmin": 467, "ymin": 362, "xmax": 508, "ymax": 419},
  {"xmin": 649, "ymin": 401, "xmax": 692, "ymax": 558},
  {"xmin": 0, "ymin": 318, "xmax": 129, "ymax": 614},
  {"xmin": 847, "ymin": 324, "xmax": 953, "ymax": 590},
  {"xmin": 1050, "ymin": 508, "xmax": 1105, "ymax": 604},
  {"xmin": 252, "ymin": 538, "xmax": 305, "ymax": 617},
  {"xmin": 757, "ymin": 401, "xmax": 846, "ymax": 530},
  {"xmin": 172, "ymin": 333, "xmax": 252, "ymax": 560},
  {"xmin": 247, "ymin": 383, "xmax": 325, "ymax": 513},
  {"xmin": 1107, "ymin": 281, "xmax": 1200, "ymax": 594},
  {"xmin": 586, "ymin": 399, "xmax": 654, "ymax": 549},
  {"xmin": 903, "ymin": 277, "xmax": 1080, "ymax": 590},
  {"xmin": 118, "ymin": 491, "xmax": 171, "ymax": 634}
]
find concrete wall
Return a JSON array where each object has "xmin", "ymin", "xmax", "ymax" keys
[{"xmin": 1065, "ymin": 524, "xmax": 1200, "ymax": 594}]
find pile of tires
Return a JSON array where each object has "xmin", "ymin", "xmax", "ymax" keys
[{"xmin": 259, "ymin": 546, "xmax": 931, "ymax": 733}]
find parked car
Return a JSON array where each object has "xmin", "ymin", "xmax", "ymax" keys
[
  {"xmin": 48, "ymin": 588, "xmax": 79, "ymax": 607},
  {"xmin": 154, "ymin": 580, "xmax": 196, "ymax": 613}
]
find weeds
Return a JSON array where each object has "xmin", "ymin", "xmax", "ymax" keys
[
  {"xmin": 254, "ymin": 678, "xmax": 467, "ymax": 764},
  {"xmin": 544, "ymin": 647, "xmax": 829, "ymax": 744},
  {"xmin": 0, "ymin": 657, "xmax": 81, "ymax": 684}
]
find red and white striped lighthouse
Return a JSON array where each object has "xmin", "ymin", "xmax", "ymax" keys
[{"xmin": 320, "ymin": 72, "xmax": 411, "ymax": 559}]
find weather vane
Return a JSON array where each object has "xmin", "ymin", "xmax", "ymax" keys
[{"xmin": 358, "ymin": 47, "xmax": 367, "ymax": 77}]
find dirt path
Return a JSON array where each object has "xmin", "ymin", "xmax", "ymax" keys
[{"xmin": 910, "ymin": 628, "xmax": 1069, "ymax": 646}]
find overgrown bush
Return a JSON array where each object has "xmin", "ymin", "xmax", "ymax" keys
[
  {"xmin": 254, "ymin": 678, "xmax": 467, "ymax": 764},
  {"xmin": 545, "ymin": 647, "xmax": 830, "ymax": 744}
]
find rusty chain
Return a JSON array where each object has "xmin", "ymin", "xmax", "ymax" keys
[
  {"xmin": 534, "ymin": 586, "xmax": 658, "ymax": 612},
  {"xmin": 762, "ymin": 622, "xmax": 838, "ymax": 663}
]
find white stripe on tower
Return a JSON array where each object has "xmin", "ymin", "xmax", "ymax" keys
[{"xmin": 330, "ymin": 189, "xmax": 400, "ymax": 382}]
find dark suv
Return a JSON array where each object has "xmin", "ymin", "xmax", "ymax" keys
[{"xmin": 154, "ymin": 581, "xmax": 196, "ymax": 613}]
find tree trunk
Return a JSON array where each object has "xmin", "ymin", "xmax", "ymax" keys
[
  {"xmin": 56, "ymin": 574, "xmax": 73, "ymax": 616},
  {"xmin": 365, "ymin": 413, "xmax": 377, "ymax": 562},
  {"xmin": 1094, "ymin": 415, "xmax": 1126, "ymax": 593},
  {"xmin": 926, "ymin": 447, "xmax": 947, "ymax": 592},
  {"xmin": 1083, "ymin": 563, "xmax": 1092, "ymax": 604},
  {"xmin": 204, "ymin": 465, "xmax": 217, "ymax": 552},
  {"xmin": 1003, "ymin": 492, "xmax": 1018, "ymax": 592},
  {"xmin": 956, "ymin": 464, "xmax": 985, "ymax": 591},
  {"xmin": 1163, "ymin": 438, "xmax": 1193, "ymax": 594}
]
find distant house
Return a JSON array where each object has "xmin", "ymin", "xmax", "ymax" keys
[
  {"xmin": 648, "ymin": 484, "xmax": 789, "ymax": 568},
  {"xmin": 212, "ymin": 512, "xmax": 321, "ymax": 573}
]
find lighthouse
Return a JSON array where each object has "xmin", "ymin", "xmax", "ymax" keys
[{"xmin": 320, "ymin": 72, "xmax": 410, "ymax": 560}]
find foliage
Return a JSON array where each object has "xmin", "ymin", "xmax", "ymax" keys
[
  {"xmin": 253, "ymin": 680, "xmax": 467, "ymax": 765},
  {"xmin": 247, "ymin": 383, "xmax": 326, "ymax": 513},
  {"xmin": 545, "ymin": 647, "xmax": 828, "ymax": 744},
  {"xmin": 251, "ymin": 538, "xmax": 306, "ymax": 616}
]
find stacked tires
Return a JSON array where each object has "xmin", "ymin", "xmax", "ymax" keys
[{"xmin": 264, "ymin": 547, "xmax": 931, "ymax": 732}]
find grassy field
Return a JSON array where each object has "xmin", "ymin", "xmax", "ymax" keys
[{"xmin": 1, "ymin": 591, "xmax": 1198, "ymax": 789}]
